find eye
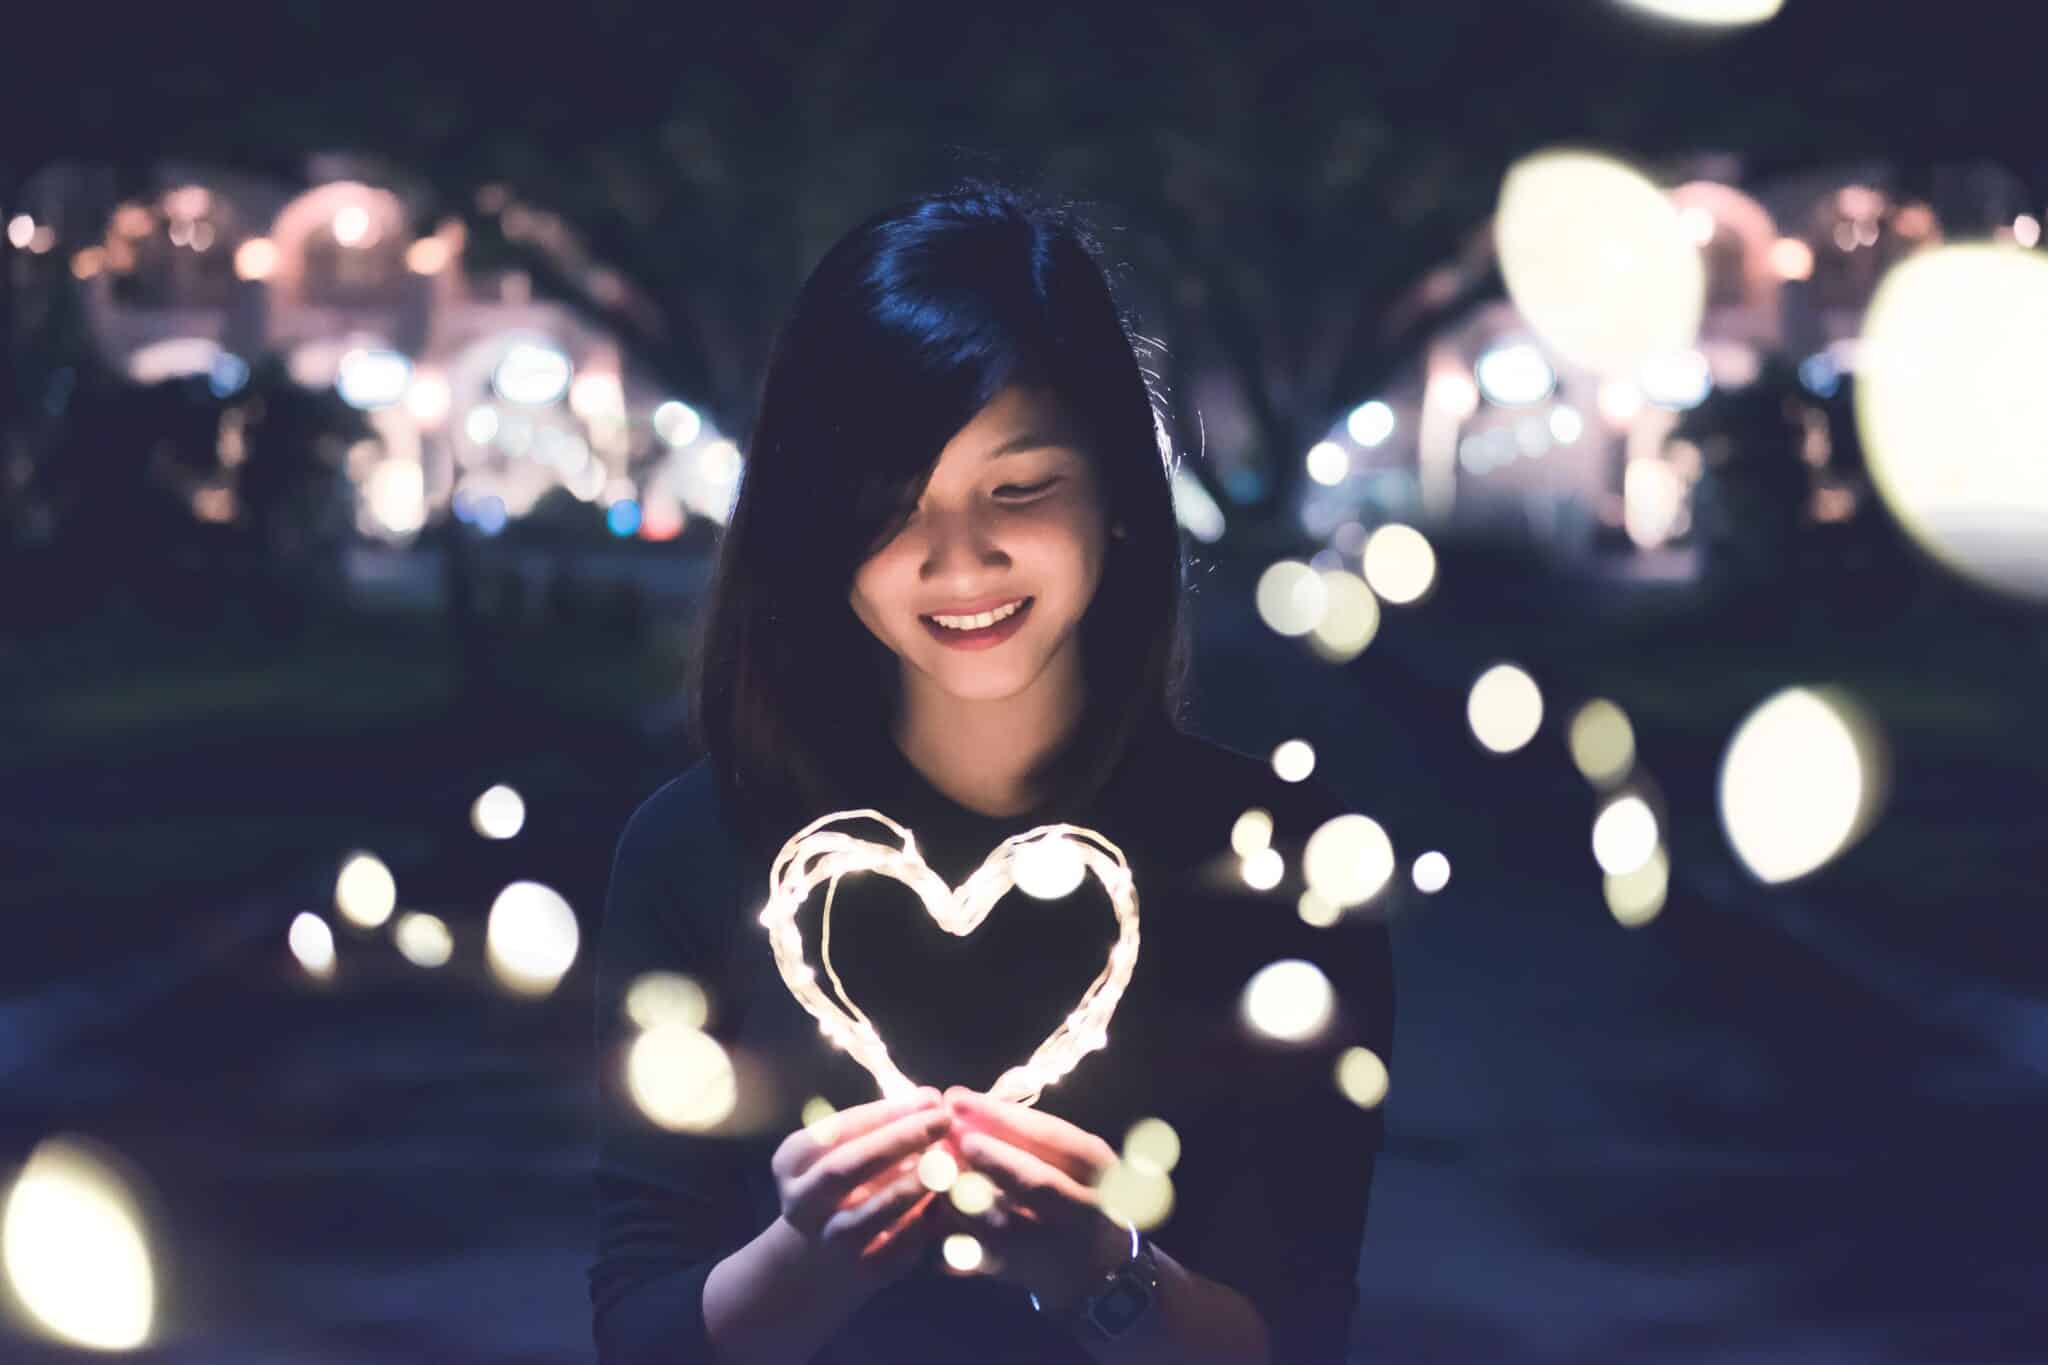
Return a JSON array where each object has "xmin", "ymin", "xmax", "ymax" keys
[{"xmin": 996, "ymin": 479, "xmax": 1059, "ymax": 499}]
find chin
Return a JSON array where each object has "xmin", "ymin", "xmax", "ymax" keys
[{"xmin": 921, "ymin": 658, "xmax": 1036, "ymax": 702}]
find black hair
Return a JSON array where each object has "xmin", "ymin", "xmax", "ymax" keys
[{"xmin": 685, "ymin": 181, "xmax": 1192, "ymax": 846}]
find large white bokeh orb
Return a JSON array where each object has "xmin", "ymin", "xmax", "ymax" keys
[
  {"xmin": 1495, "ymin": 149, "xmax": 1705, "ymax": 379},
  {"xmin": 1854, "ymin": 244, "xmax": 2048, "ymax": 603},
  {"xmin": 1609, "ymin": 0, "xmax": 1783, "ymax": 27},
  {"xmin": 1718, "ymin": 687, "xmax": 1887, "ymax": 884}
]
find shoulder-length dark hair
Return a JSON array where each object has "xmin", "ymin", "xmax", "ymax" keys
[{"xmin": 684, "ymin": 182, "xmax": 1192, "ymax": 846}]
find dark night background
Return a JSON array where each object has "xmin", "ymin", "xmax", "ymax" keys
[{"xmin": 2, "ymin": 3, "xmax": 2044, "ymax": 1361}]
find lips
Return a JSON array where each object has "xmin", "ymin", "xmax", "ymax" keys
[
  {"xmin": 921, "ymin": 595, "xmax": 1029, "ymax": 619},
  {"xmin": 920, "ymin": 596, "xmax": 1033, "ymax": 644}
]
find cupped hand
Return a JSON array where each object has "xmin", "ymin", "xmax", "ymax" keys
[
  {"xmin": 769, "ymin": 1088, "xmax": 955, "ymax": 1288},
  {"xmin": 930, "ymin": 1086, "xmax": 1132, "ymax": 1314}
]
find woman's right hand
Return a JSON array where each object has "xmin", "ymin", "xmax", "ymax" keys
[{"xmin": 770, "ymin": 1087, "xmax": 955, "ymax": 1288}]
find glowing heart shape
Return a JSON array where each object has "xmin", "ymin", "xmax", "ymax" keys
[{"xmin": 758, "ymin": 808, "xmax": 1139, "ymax": 1108}]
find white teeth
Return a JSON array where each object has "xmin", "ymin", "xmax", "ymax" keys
[{"xmin": 929, "ymin": 598, "xmax": 1025, "ymax": 631}]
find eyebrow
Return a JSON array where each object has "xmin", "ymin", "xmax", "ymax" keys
[{"xmin": 983, "ymin": 432, "xmax": 1078, "ymax": 461}]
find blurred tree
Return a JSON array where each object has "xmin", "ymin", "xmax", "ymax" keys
[
  {"xmin": 231, "ymin": 356, "xmax": 369, "ymax": 632},
  {"xmin": 10, "ymin": 353, "xmax": 365, "ymax": 632},
  {"xmin": 1671, "ymin": 355, "xmax": 1812, "ymax": 621},
  {"xmin": 3, "ymin": 0, "xmax": 2040, "ymax": 543}
]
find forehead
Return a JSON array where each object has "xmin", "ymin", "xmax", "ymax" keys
[{"xmin": 934, "ymin": 385, "xmax": 1086, "ymax": 467}]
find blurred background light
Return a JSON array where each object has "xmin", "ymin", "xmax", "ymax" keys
[
  {"xmin": 1256, "ymin": 560, "xmax": 1328, "ymax": 636},
  {"xmin": 1854, "ymin": 243, "xmax": 2048, "ymax": 602},
  {"xmin": 653, "ymin": 399, "xmax": 702, "ymax": 446},
  {"xmin": 1303, "ymin": 812, "xmax": 1395, "ymax": 909},
  {"xmin": 1474, "ymin": 340, "xmax": 1557, "ymax": 406},
  {"xmin": 1411, "ymin": 851, "xmax": 1451, "ymax": 893},
  {"xmin": 1494, "ymin": 149, "xmax": 1706, "ymax": 378},
  {"xmin": 336, "ymin": 347, "xmax": 413, "ymax": 410},
  {"xmin": 1468, "ymin": 663, "xmax": 1544, "ymax": 754},
  {"xmin": 1605, "ymin": 845, "xmax": 1670, "ymax": 926},
  {"xmin": 1271, "ymin": 738, "xmax": 1316, "ymax": 782},
  {"xmin": 1639, "ymin": 347, "xmax": 1714, "ymax": 409},
  {"xmin": 625, "ymin": 972, "xmax": 711, "ymax": 1032},
  {"xmin": 288, "ymin": 912, "xmax": 336, "ymax": 978},
  {"xmin": 1306, "ymin": 440, "xmax": 1351, "ymax": 486},
  {"xmin": 393, "ymin": 912, "xmax": 454, "ymax": 969},
  {"xmin": 1334, "ymin": 1046, "xmax": 1390, "ymax": 1108},
  {"xmin": 1609, "ymin": 0, "xmax": 1784, "ymax": 28},
  {"xmin": 1347, "ymin": 400, "xmax": 1396, "ymax": 447},
  {"xmin": 1592, "ymin": 794, "xmax": 1660, "ymax": 876},
  {"xmin": 626, "ymin": 1024, "xmax": 736, "ymax": 1132},
  {"xmin": 486, "ymin": 881, "xmax": 581, "ymax": 996},
  {"xmin": 1569, "ymin": 699, "xmax": 1636, "ymax": 786},
  {"xmin": 2, "ymin": 1138, "xmax": 157, "ymax": 1351},
  {"xmin": 1240, "ymin": 959, "xmax": 1336, "ymax": 1042},
  {"xmin": 1231, "ymin": 808, "xmax": 1274, "ymax": 857},
  {"xmin": 1359, "ymin": 524, "xmax": 1436, "ymax": 604},
  {"xmin": 492, "ymin": 340, "xmax": 573, "ymax": 406},
  {"xmin": 334, "ymin": 852, "xmax": 396, "ymax": 929},
  {"xmin": 471, "ymin": 784, "xmax": 526, "ymax": 839},
  {"xmin": 1719, "ymin": 687, "xmax": 1888, "ymax": 884},
  {"xmin": 1306, "ymin": 569, "xmax": 1380, "ymax": 662}
]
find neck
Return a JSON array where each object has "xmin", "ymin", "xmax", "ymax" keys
[{"xmin": 893, "ymin": 659, "xmax": 1085, "ymax": 820}]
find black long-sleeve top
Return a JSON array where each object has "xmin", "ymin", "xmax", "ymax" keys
[{"xmin": 588, "ymin": 718, "xmax": 1395, "ymax": 1364}]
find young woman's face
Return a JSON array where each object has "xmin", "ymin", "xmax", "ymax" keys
[{"xmin": 849, "ymin": 384, "xmax": 1112, "ymax": 707}]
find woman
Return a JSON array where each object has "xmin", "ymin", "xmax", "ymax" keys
[{"xmin": 589, "ymin": 183, "xmax": 1394, "ymax": 1364}]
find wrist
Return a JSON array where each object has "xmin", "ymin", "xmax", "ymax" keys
[
  {"xmin": 774, "ymin": 1215, "xmax": 886, "ymax": 1304},
  {"xmin": 1036, "ymin": 1215, "xmax": 1142, "ymax": 1319}
]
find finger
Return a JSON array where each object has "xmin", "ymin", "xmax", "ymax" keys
[
  {"xmin": 792, "ymin": 1106, "xmax": 953, "ymax": 1211},
  {"xmin": 842, "ymin": 1152, "xmax": 919, "ymax": 1208},
  {"xmin": 956, "ymin": 1128, "xmax": 1096, "ymax": 1211},
  {"xmin": 946, "ymin": 1089, "xmax": 1114, "ymax": 1183},
  {"xmin": 862, "ymin": 1189, "xmax": 941, "ymax": 1274},
  {"xmin": 823, "ymin": 1164, "xmax": 930, "ymax": 1250},
  {"xmin": 780, "ymin": 1089, "xmax": 939, "ymax": 1179}
]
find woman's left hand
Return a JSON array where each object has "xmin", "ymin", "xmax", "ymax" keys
[{"xmin": 931, "ymin": 1086, "xmax": 1133, "ymax": 1314}]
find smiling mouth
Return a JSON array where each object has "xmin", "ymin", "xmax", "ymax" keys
[
  {"xmin": 922, "ymin": 596, "xmax": 1028, "ymax": 627},
  {"xmin": 920, "ymin": 596, "xmax": 1033, "ymax": 641}
]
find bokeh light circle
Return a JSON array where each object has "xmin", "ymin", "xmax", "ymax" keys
[
  {"xmin": 1334, "ymin": 1046, "xmax": 1390, "ymax": 1109},
  {"xmin": 1855, "ymin": 244, "xmax": 2048, "ymax": 602},
  {"xmin": 1307, "ymin": 569, "xmax": 1381, "ymax": 663},
  {"xmin": 1718, "ymin": 687, "xmax": 1887, "ymax": 884},
  {"xmin": 1256, "ymin": 560, "xmax": 1328, "ymax": 636},
  {"xmin": 334, "ymin": 852, "xmax": 396, "ymax": 929},
  {"xmin": 626, "ymin": 1024, "xmax": 737, "ymax": 1132},
  {"xmin": 2, "ymin": 1138, "xmax": 156, "ymax": 1350},
  {"xmin": 1097, "ymin": 1158, "xmax": 1175, "ymax": 1231},
  {"xmin": 471, "ymin": 784, "xmax": 526, "ymax": 839},
  {"xmin": 1123, "ymin": 1117, "xmax": 1182, "ymax": 1176},
  {"xmin": 626, "ymin": 971, "xmax": 711, "ymax": 1032},
  {"xmin": 1241, "ymin": 959, "xmax": 1336, "ymax": 1043},
  {"xmin": 485, "ymin": 880, "xmax": 582, "ymax": 995},
  {"xmin": 1494, "ymin": 149, "xmax": 1705, "ymax": 378},
  {"xmin": 1569, "ymin": 698, "xmax": 1636, "ymax": 786},
  {"xmin": 1467, "ymin": 664, "xmax": 1545, "ymax": 754},
  {"xmin": 1360, "ymin": 524, "xmax": 1437, "ymax": 604},
  {"xmin": 1271, "ymin": 739, "xmax": 1316, "ymax": 783},
  {"xmin": 1591, "ymin": 794, "xmax": 1660, "ymax": 877},
  {"xmin": 1303, "ymin": 813, "xmax": 1396, "ymax": 910}
]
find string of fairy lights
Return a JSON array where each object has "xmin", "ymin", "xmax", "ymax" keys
[{"xmin": 760, "ymin": 810, "xmax": 1140, "ymax": 1109}]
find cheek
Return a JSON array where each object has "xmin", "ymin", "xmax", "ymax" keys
[{"xmin": 848, "ymin": 566, "xmax": 894, "ymax": 635}]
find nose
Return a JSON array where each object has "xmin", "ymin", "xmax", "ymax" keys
[{"xmin": 916, "ymin": 504, "xmax": 1009, "ymax": 580}]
